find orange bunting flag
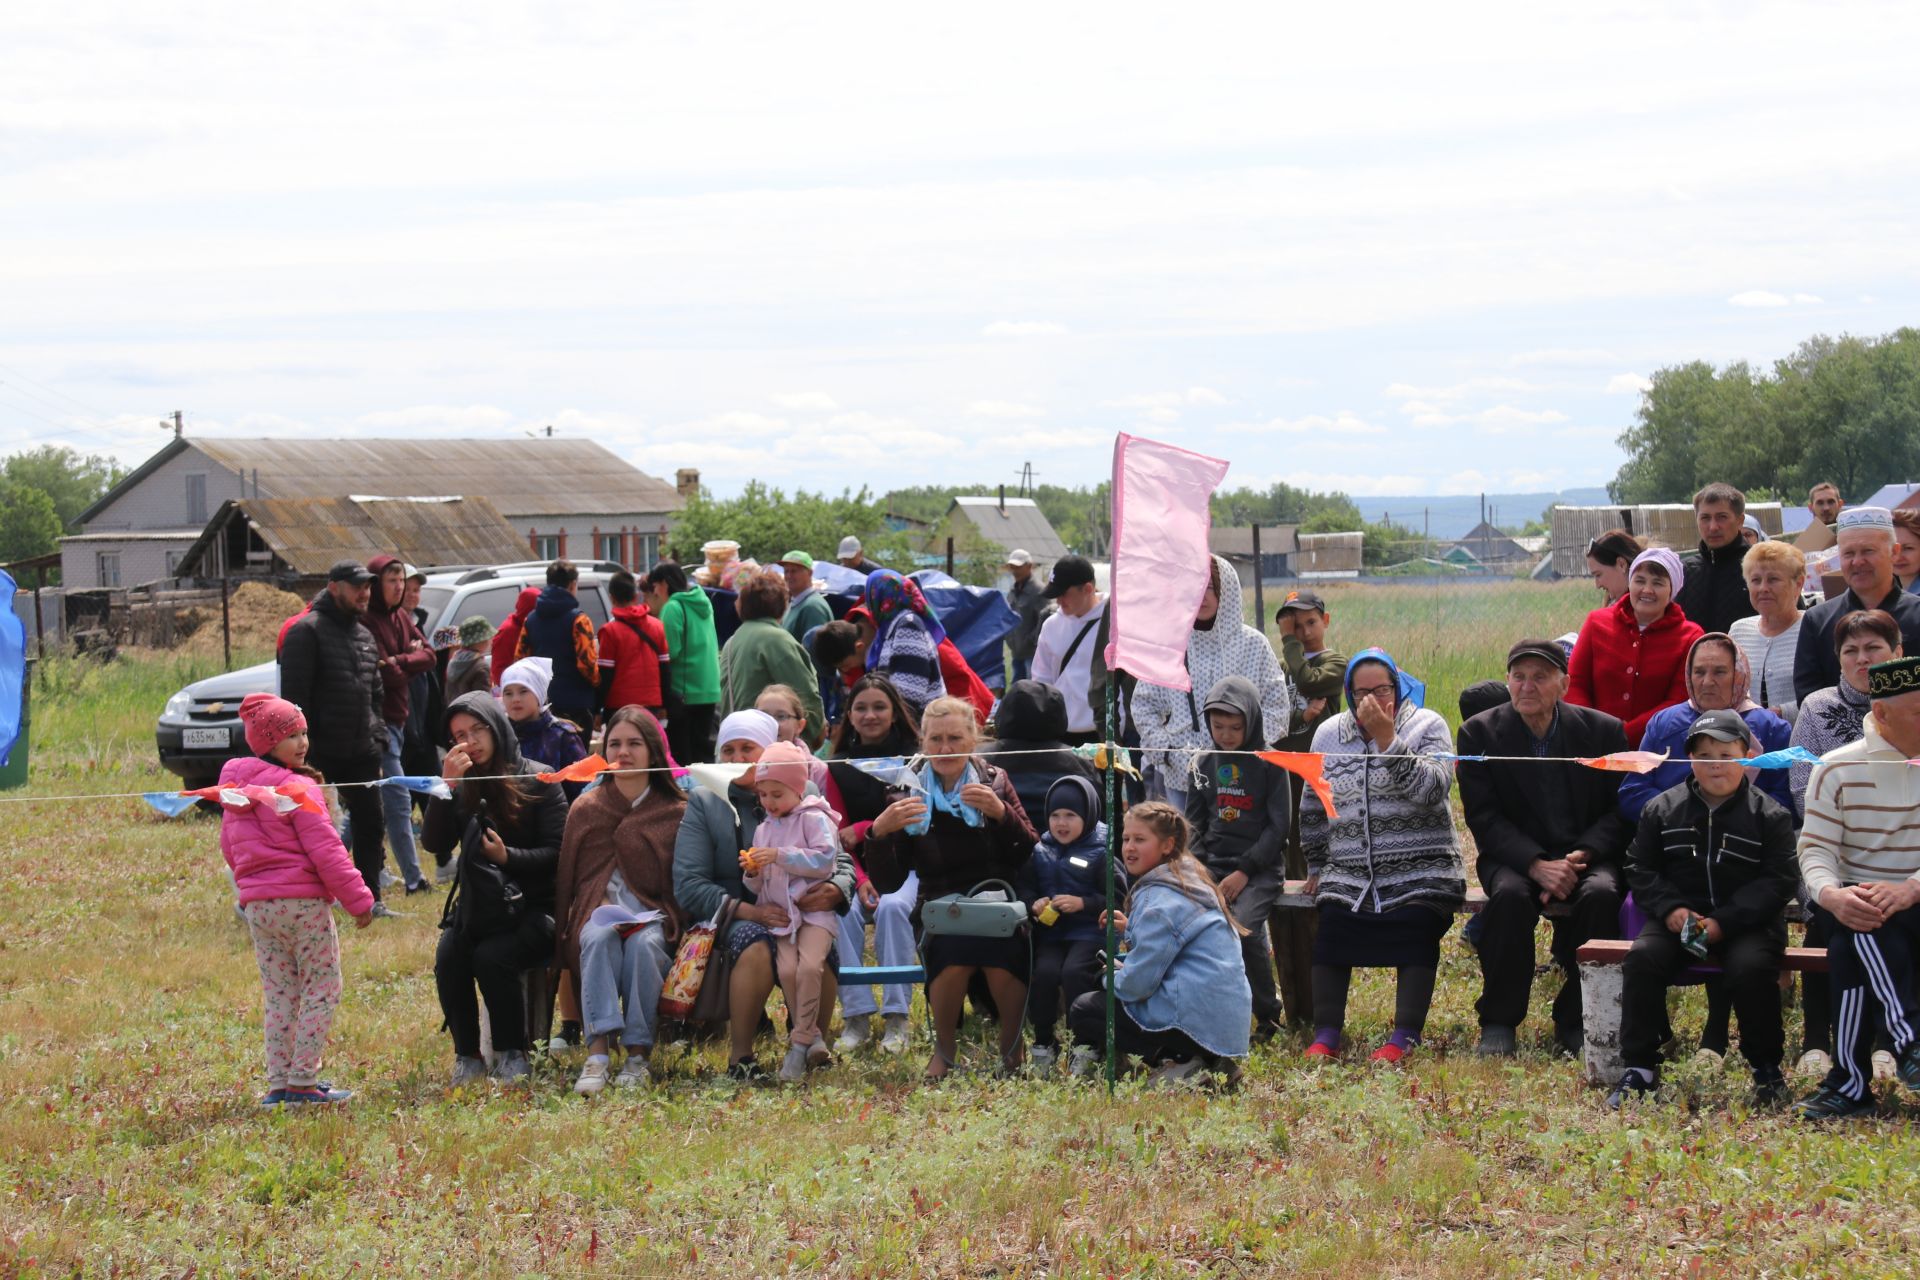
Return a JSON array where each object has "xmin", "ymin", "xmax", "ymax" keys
[
  {"xmin": 537, "ymin": 754, "xmax": 613, "ymax": 785},
  {"xmin": 1574, "ymin": 749, "xmax": 1670, "ymax": 775},
  {"xmin": 1256, "ymin": 751, "xmax": 1338, "ymax": 821}
]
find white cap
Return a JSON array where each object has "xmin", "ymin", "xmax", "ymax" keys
[
  {"xmin": 837, "ymin": 536, "xmax": 862, "ymax": 559},
  {"xmin": 1004, "ymin": 548, "xmax": 1033, "ymax": 567},
  {"xmin": 1838, "ymin": 505, "xmax": 1894, "ymax": 533}
]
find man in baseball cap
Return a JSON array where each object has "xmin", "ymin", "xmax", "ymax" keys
[
  {"xmin": 1003, "ymin": 549, "xmax": 1044, "ymax": 684},
  {"xmin": 1030, "ymin": 555, "xmax": 1106, "ymax": 744},
  {"xmin": 778, "ymin": 550, "xmax": 831, "ymax": 642},
  {"xmin": 836, "ymin": 536, "xmax": 884, "ymax": 577},
  {"xmin": 1456, "ymin": 636, "xmax": 1632, "ymax": 1058}
]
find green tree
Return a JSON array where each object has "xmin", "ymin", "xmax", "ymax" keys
[
  {"xmin": 0, "ymin": 481, "xmax": 62, "ymax": 566},
  {"xmin": 1, "ymin": 446, "xmax": 125, "ymax": 531},
  {"xmin": 668, "ymin": 482, "xmax": 920, "ymax": 570}
]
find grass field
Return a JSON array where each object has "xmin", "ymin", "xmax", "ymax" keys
[{"xmin": 5, "ymin": 590, "xmax": 1920, "ymax": 1277}]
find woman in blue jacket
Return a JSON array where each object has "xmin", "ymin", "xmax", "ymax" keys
[{"xmin": 1068, "ymin": 801, "xmax": 1252, "ymax": 1086}]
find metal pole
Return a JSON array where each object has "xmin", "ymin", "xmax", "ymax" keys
[
  {"xmin": 221, "ymin": 576, "xmax": 232, "ymax": 668},
  {"xmin": 1103, "ymin": 671, "xmax": 1118, "ymax": 1093},
  {"xmin": 945, "ymin": 536, "xmax": 954, "ymax": 576},
  {"xmin": 32, "ymin": 573, "xmax": 44, "ymax": 657},
  {"xmin": 1250, "ymin": 524, "xmax": 1264, "ymax": 632}
]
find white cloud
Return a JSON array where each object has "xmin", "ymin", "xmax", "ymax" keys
[
  {"xmin": 1184, "ymin": 386, "xmax": 1228, "ymax": 406},
  {"xmin": 1728, "ymin": 290, "xmax": 1790, "ymax": 307},
  {"xmin": 1280, "ymin": 471, "xmax": 1430, "ymax": 498},
  {"xmin": 1474, "ymin": 405, "xmax": 1569, "ymax": 433},
  {"xmin": 1384, "ymin": 376, "xmax": 1536, "ymax": 402},
  {"xmin": 966, "ymin": 399, "xmax": 1044, "ymax": 419},
  {"xmin": 1792, "ymin": 292, "xmax": 1823, "ymax": 305},
  {"xmin": 982, "ymin": 320, "xmax": 1068, "ymax": 338},
  {"xmin": 1511, "ymin": 348, "xmax": 1620, "ymax": 366},
  {"xmin": 1605, "ymin": 372, "xmax": 1653, "ymax": 395},
  {"xmin": 984, "ymin": 426, "xmax": 1110, "ymax": 450},
  {"xmin": 354, "ymin": 403, "xmax": 514, "ymax": 431},
  {"xmin": 771, "ymin": 391, "xmax": 839, "ymax": 412},
  {"xmin": 1221, "ymin": 411, "xmax": 1385, "ymax": 436}
]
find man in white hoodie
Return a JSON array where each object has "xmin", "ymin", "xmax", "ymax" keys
[{"xmin": 1131, "ymin": 555, "xmax": 1293, "ymax": 814}]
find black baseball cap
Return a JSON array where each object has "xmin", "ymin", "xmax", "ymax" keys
[
  {"xmin": 1685, "ymin": 708, "xmax": 1753, "ymax": 750},
  {"xmin": 1043, "ymin": 554, "xmax": 1096, "ymax": 599},
  {"xmin": 1505, "ymin": 638, "xmax": 1569, "ymax": 674},
  {"xmin": 1277, "ymin": 588, "xmax": 1326, "ymax": 615},
  {"xmin": 328, "ymin": 560, "xmax": 375, "ymax": 585}
]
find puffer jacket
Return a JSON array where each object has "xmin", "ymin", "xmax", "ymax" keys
[
  {"xmin": 278, "ymin": 590, "xmax": 383, "ymax": 761},
  {"xmin": 1132, "ymin": 555, "xmax": 1293, "ymax": 786},
  {"xmin": 1676, "ymin": 539, "xmax": 1755, "ymax": 637},
  {"xmin": 419, "ymin": 692, "xmax": 567, "ymax": 915},
  {"xmin": 1014, "ymin": 775, "xmax": 1121, "ymax": 944},
  {"xmin": 217, "ymin": 756, "xmax": 375, "ymax": 914},
  {"xmin": 1115, "ymin": 863, "xmax": 1253, "ymax": 1059},
  {"xmin": 1628, "ymin": 775, "xmax": 1796, "ymax": 936},
  {"xmin": 977, "ymin": 679, "xmax": 1099, "ymax": 823}
]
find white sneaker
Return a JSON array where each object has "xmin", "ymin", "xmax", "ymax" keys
[
  {"xmin": 1147, "ymin": 1056, "xmax": 1207, "ymax": 1089},
  {"xmin": 1796, "ymin": 1048, "xmax": 1834, "ymax": 1078},
  {"xmin": 434, "ymin": 858, "xmax": 457, "ymax": 886},
  {"xmin": 1872, "ymin": 1048, "xmax": 1898, "ymax": 1081},
  {"xmin": 835, "ymin": 1019, "xmax": 871, "ymax": 1053},
  {"xmin": 574, "ymin": 1056, "xmax": 611, "ymax": 1096},
  {"xmin": 1693, "ymin": 1047, "xmax": 1725, "ymax": 1067},
  {"xmin": 1029, "ymin": 1044, "xmax": 1058, "ymax": 1073},
  {"xmin": 778, "ymin": 1044, "xmax": 809, "ymax": 1084},
  {"xmin": 1069, "ymin": 1046, "xmax": 1099, "ymax": 1079},
  {"xmin": 380, "ymin": 869, "xmax": 399, "ymax": 889},
  {"xmin": 879, "ymin": 1014, "xmax": 910, "ymax": 1055},
  {"xmin": 614, "ymin": 1055, "xmax": 651, "ymax": 1088}
]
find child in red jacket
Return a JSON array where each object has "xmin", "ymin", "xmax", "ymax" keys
[
  {"xmin": 220, "ymin": 694, "xmax": 375, "ymax": 1107},
  {"xmin": 1566, "ymin": 547, "xmax": 1704, "ymax": 746}
]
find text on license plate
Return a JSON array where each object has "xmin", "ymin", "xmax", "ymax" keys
[{"xmin": 183, "ymin": 727, "xmax": 229, "ymax": 749}]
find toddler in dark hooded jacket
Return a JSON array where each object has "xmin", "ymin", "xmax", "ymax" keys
[
  {"xmin": 1017, "ymin": 774, "xmax": 1123, "ymax": 1073},
  {"xmin": 1185, "ymin": 674, "xmax": 1290, "ymax": 1040}
]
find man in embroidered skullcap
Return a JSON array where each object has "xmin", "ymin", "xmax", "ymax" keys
[
  {"xmin": 1794, "ymin": 506, "xmax": 1920, "ymax": 702},
  {"xmin": 1794, "ymin": 655, "xmax": 1920, "ymax": 1120}
]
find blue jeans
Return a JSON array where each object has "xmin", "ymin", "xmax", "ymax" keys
[
  {"xmin": 837, "ymin": 871, "xmax": 919, "ymax": 1017},
  {"xmin": 1010, "ymin": 656, "xmax": 1032, "ymax": 685},
  {"xmin": 578, "ymin": 921, "xmax": 670, "ymax": 1050},
  {"xmin": 379, "ymin": 723, "xmax": 423, "ymax": 887}
]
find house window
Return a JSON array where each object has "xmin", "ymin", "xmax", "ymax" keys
[
  {"xmin": 185, "ymin": 473, "xmax": 207, "ymax": 524},
  {"xmin": 634, "ymin": 533, "xmax": 660, "ymax": 569},
  {"xmin": 97, "ymin": 552, "xmax": 122, "ymax": 588},
  {"xmin": 531, "ymin": 535, "xmax": 559, "ymax": 561},
  {"xmin": 597, "ymin": 533, "xmax": 625, "ymax": 566}
]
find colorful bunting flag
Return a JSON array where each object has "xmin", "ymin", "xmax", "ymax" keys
[
  {"xmin": 1256, "ymin": 750, "xmax": 1339, "ymax": 820},
  {"xmin": 1574, "ymin": 749, "xmax": 1670, "ymax": 774},
  {"xmin": 536, "ymin": 754, "xmax": 612, "ymax": 784}
]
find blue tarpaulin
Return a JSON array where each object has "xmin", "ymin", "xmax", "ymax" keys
[{"xmin": 0, "ymin": 570, "xmax": 25, "ymax": 769}]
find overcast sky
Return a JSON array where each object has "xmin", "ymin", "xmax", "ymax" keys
[{"xmin": 3, "ymin": 1, "xmax": 1916, "ymax": 499}]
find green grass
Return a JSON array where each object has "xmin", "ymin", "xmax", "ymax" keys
[{"xmin": 5, "ymin": 618, "xmax": 1920, "ymax": 1276}]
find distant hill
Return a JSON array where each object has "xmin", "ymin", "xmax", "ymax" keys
[{"xmin": 1348, "ymin": 488, "xmax": 1612, "ymax": 542}]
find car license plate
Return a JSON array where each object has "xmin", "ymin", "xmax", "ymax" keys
[{"xmin": 183, "ymin": 727, "xmax": 229, "ymax": 749}]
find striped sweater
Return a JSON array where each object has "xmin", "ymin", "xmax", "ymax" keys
[
  {"xmin": 1301, "ymin": 702, "xmax": 1465, "ymax": 914},
  {"xmin": 1798, "ymin": 714, "xmax": 1920, "ymax": 897}
]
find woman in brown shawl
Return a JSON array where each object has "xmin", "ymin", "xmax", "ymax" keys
[{"xmin": 555, "ymin": 707, "xmax": 686, "ymax": 1094}]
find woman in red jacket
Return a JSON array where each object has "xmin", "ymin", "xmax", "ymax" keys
[{"xmin": 1566, "ymin": 547, "xmax": 1704, "ymax": 747}]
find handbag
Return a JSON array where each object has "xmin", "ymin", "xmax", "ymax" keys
[
  {"xmin": 659, "ymin": 898, "xmax": 738, "ymax": 1021},
  {"xmin": 439, "ymin": 814, "xmax": 526, "ymax": 940},
  {"xmin": 920, "ymin": 879, "xmax": 1029, "ymax": 939}
]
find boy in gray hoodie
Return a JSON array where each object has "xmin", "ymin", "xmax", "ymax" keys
[{"xmin": 1185, "ymin": 675, "xmax": 1290, "ymax": 1040}]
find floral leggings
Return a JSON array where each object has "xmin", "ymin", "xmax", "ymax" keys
[{"xmin": 243, "ymin": 898, "xmax": 343, "ymax": 1090}]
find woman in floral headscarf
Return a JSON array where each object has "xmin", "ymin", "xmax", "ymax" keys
[{"xmin": 862, "ymin": 570, "xmax": 993, "ymax": 720}]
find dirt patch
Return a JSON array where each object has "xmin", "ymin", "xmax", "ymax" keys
[{"xmin": 172, "ymin": 582, "xmax": 310, "ymax": 658}]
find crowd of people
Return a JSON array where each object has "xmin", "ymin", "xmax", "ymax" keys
[{"xmin": 221, "ymin": 486, "xmax": 1920, "ymax": 1124}]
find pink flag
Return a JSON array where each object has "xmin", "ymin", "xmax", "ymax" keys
[{"xmin": 1104, "ymin": 433, "xmax": 1231, "ymax": 692}]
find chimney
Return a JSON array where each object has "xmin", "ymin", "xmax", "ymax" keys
[
  {"xmin": 998, "ymin": 483, "xmax": 1005, "ymax": 514},
  {"xmin": 676, "ymin": 468, "xmax": 701, "ymax": 499}
]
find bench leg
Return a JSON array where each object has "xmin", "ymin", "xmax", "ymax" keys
[{"xmin": 1579, "ymin": 961, "xmax": 1624, "ymax": 1087}]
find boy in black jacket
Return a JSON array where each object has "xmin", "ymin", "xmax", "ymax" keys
[
  {"xmin": 1185, "ymin": 674, "xmax": 1290, "ymax": 1041},
  {"xmin": 1609, "ymin": 709, "xmax": 1798, "ymax": 1110}
]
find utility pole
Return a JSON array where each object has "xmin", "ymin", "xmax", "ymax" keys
[{"xmin": 161, "ymin": 410, "xmax": 183, "ymax": 440}]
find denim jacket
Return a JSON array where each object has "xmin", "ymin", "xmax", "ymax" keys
[{"xmin": 1114, "ymin": 863, "xmax": 1252, "ymax": 1058}]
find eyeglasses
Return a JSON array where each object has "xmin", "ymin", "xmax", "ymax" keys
[
  {"xmin": 763, "ymin": 711, "xmax": 798, "ymax": 723},
  {"xmin": 449, "ymin": 727, "xmax": 492, "ymax": 745},
  {"xmin": 1351, "ymin": 683, "xmax": 1395, "ymax": 699}
]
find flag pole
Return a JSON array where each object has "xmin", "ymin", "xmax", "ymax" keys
[{"xmin": 1103, "ymin": 668, "xmax": 1118, "ymax": 1094}]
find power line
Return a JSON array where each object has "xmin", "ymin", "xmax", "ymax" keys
[
  {"xmin": 0, "ymin": 388, "xmax": 136, "ymax": 454},
  {"xmin": 0, "ymin": 360, "xmax": 124, "ymax": 425}
]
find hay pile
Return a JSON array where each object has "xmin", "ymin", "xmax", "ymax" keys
[{"xmin": 175, "ymin": 582, "xmax": 310, "ymax": 658}]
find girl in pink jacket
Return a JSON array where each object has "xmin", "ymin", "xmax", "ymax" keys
[{"xmin": 220, "ymin": 694, "xmax": 375, "ymax": 1106}]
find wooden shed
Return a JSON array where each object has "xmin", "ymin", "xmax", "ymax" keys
[
  {"xmin": 174, "ymin": 496, "xmax": 534, "ymax": 591},
  {"xmin": 1549, "ymin": 502, "xmax": 1785, "ymax": 576},
  {"xmin": 1293, "ymin": 531, "xmax": 1363, "ymax": 578}
]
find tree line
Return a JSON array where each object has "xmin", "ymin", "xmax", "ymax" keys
[
  {"xmin": 1610, "ymin": 328, "xmax": 1920, "ymax": 505},
  {"xmin": 0, "ymin": 447, "xmax": 126, "ymax": 578}
]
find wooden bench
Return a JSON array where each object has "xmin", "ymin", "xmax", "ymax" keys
[{"xmin": 1575, "ymin": 939, "xmax": 1828, "ymax": 1085}]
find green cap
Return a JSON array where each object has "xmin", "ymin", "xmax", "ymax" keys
[{"xmin": 779, "ymin": 550, "xmax": 814, "ymax": 569}]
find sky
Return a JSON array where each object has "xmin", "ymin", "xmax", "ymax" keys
[{"xmin": 3, "ymin": 0, "xmax": 1918, "ymax": 501}]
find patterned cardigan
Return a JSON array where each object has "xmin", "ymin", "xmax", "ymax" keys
[{"xmin": 1300, "ymin": 701, "xmax": 1466, "ymax": 915}]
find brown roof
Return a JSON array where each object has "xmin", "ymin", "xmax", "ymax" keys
[
  {"xmin": 187, "ymin": 437, "xmax": 682, "ymax": 518},
  {"xmin": 174, "ymin": 496, "xmax": 534, "ymax": 577},
  {"xmin": 1209, "ymin": 526, "xmax": 1299, "ymax": 556}
]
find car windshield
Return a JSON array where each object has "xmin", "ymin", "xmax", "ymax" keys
[{"xmin": 417, "ymin": 587, "xmax": 457, "ymax": 631}]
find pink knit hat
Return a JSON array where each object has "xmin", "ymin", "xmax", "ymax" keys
[
  {"xmin": 239, "ymin": 692, "xmax": 307, "ymax": 756},
  {"xmin": 755, "ymin": 740, "xmax": 812, "ymax": 794}
]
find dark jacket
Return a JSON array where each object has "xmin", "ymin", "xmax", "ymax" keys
[
  {"xmin": 671, "ymin": 778, "xmax": 857, "ymax": 947},
  {"xmin": 512, "ymin": 710, "xmax": 589, "ymax": 799},
  {"xmin": 978, "ymin": 680, "xmax": 1099, "ymax": 823},
  {"xmin": 363, "ymin": 553, "xmax": 436, "ymax": 726},
  {"xmin": 1014, "ymin": 775, "xmax": 1121, "ymax": 944},
  {"xmin": 1456, "ymin": 700, "xmax": 1634, "ymax": 882},
  {"xmin": 862, "ymin": 761, "xmax": 1037, "ymax": 922},
  {"xmin": 1627, "ymin": 775, "xmax": 1796, "ymax": 937},
  {"xmin": 1184, "ymin": 675, "xmax": 1289, "ymax": 879},
  {"xmin": 1676, "ymin": 539, "xmax": 1755, "ymax": 637},
  {"xmin": 420, "ymin": 691, "xmax": 567, "ymax": 915},
  {"xmin": 1006, "ymin": 576, "xmax": 1048, "ymax": 663},
  {"xmin": 278, "ymin": 590, "xmax": 383, "ymax": 762},
  {"xmin": 1794, "ymin": 582, "xmax": 1920, "ymax": 703},
  {"xmin": 1275, "ymin": 635, "xmax": 1348, "ymax": 753},
  {"xmin": 521, "ymin": 585, "xmax": 598, "ymax": 719}
]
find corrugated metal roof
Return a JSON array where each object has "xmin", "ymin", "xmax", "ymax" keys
[
  {"xmin": 174, "ymin": 496, "xmax": 534, "ymax": 577},
  {"xmin": 947, "ymin": 496, "xmax": 1070, "ymax": 559},
  {"xmin": 187, "ymin": 437, "xmax": 683, "ymax": 518},
  {"xmin": 1210, "ymin": 526, "xmax": 1299, "ymax": 556}
]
